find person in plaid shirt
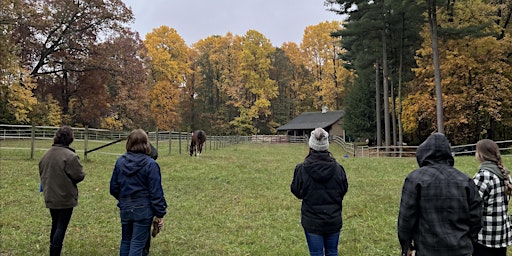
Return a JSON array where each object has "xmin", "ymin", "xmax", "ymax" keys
[
  {"xmin": 398, "ymin": 133, "xmax": 483, "ymax": 256},
  {"xmin": 472, "ymin": 139, "xmax": 512, "ymax": 256}
]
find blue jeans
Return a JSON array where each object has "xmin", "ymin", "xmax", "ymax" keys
[
  {"xmin": 304, "ymin": 230, "xmax": 340, "ymax": 256},
  {"xmin": 119, "ymin": 206, "xmax": 153, "ymax": 256}
]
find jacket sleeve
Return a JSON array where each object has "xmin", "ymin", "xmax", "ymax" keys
[
  {"xmin": 338, "ymin": 164, "xmax": 348, "ymax": 198},
  {"xmin": 65, "ymin": 153, "xmax": 85, "ymax": 184},
  {"xmin": 290, "ymin": 164, "xmax": 304, "ymax": 199},
  {"xmin": 397, "ymin": 176, "xmax": 418, "ymax": 255},
  {"xmin": 148, "ymin": 161, "xmax": 167, "ymax": 218},
  {"xmin": 109, "ymin": 163, "xmax": 120, "ymax": 200},
  {"xmin": 467, "ymin": 178, "xmax": 483, "ymax": 241}
]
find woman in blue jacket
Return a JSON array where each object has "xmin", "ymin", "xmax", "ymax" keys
[{"xmin": 110, "ymin": 129, "xmax": 167, "ymax": 256}]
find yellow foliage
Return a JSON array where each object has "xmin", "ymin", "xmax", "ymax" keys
[
  {"xmin": 7, "ymin": 71, "xmax": 38, "ymax": 124},
  {"xmin": 301, "ymin": 21, "xmax": 352, "ymax": 110},
  {"xmin": 150, "ymin": 80, "xmax": 181, "ymax": 130}
]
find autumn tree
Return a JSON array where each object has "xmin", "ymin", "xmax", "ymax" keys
[
  {"xmin": 11, "ymin": 0, "xmax": 135, "ymax": 126},
  {"xmin": 191, "ymin": 34, "xmax": 240, "ymax": 135},
  {"xmin": 268, "ymin": 47, "xmax": 297, "ymax": 132},
  {"xmin": 403, "ymin": 0, "xmax": 512, "ymax": 144},
  {"xmin": 301, "ymin": 21, "xmax": 352, "ymax": 111},
  {"xmin": 0, "ymin": 0, "xmax": 39, "ymax": 124},
  {"xmin": 144, "ymin": 26, "xmax": 190, "ymax": 130},
  {"xmin": 229, "ymin": 30, "xmax": 277, "ymax": 135},
  {"xmin": 280, "ymin": 42, "xmax": 315, "ymax": 115}
]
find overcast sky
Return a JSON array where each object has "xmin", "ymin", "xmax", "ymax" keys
[{"xmin": 121, "ymin": 0, "xmax": 344, "ymax": 46}]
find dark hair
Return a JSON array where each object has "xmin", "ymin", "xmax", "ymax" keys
[
  {"xmin": 53, "ymin": 126, "xmax": 74, "ymax": 146},
  {"xmin": 126, "ymin": 129, "xmax": 150, "ymax": 154},
  {"xmin": 476, "ymin": 139, "xmax": 512, "ymax": 195}
]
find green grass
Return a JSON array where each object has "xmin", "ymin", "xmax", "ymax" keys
[{"xmin": 1, "ymin": 142, "xmax": 511, "ymax": 255}]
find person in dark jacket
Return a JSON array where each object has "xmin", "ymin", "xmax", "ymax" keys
[
  {"xmin": 39, "ymin": 126, "xmax": 86, "ymax": 256},
  {"xmin": 291, "ymin": 127, "xmax": 348, "ymax": 256},
  {"xmin": 110, "ymin": 129, "xmax": 167, "ymax": 256},
  {"xmin": 143, "ymin": 142, "xmax": 158, "ymax": 256},
  {"xmin": 398, "ymin": 133, "xmax": 483, "ymax": 256}
]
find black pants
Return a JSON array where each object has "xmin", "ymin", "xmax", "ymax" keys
[
  {"xmin": 473, "ymin": 242, "xmax": 507, "ymax": 256},
  {"xmin": 49, "ymin": 208, "xmax": 73, "ymax": 256}
]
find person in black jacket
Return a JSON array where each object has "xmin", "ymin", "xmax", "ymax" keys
[
  {"xmin": 291, "ymin": 127, "xmax": 349, "ymax": 256},
  {"xmin": 143, "ymin": 142, "xmax": 159, "ymax": 256}
]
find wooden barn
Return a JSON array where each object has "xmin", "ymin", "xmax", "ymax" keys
[{"xmin": 276, "ymin": 110, "xmax": 345, "ymax": 139}]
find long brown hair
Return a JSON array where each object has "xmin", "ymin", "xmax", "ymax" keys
[{"xmin": 476, "ymin": 139, "xmax": 512, "ymax": 195}]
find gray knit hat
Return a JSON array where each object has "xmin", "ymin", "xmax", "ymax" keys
[{"xmin": 309, "ymin": 128, "xmax": 329, "ymax": 151}]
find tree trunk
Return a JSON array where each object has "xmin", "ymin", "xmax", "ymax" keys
[
  {"xmin": 382, "ymin": 30, "xmax": 391, "ymax": 149},
  {"xmin": 375, "ymin": 62, "xmax": 382, "ymax": 147},
  {"xmin": 428, "ymin": 0, "xmax": 444, "ymax": 133}
]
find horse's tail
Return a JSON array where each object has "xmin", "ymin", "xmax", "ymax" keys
[{"xmin": 198, "ymin": 130, "xmax": 205, "ymax": 141}]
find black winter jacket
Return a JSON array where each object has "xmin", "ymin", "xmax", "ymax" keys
[{"xmin": 291, "ymin": 150, "xmax": 348, "ymax": 235}]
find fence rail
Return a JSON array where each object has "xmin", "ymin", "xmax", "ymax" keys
[{"xmin": 2, "ymin": 124, "xmax": 511, "ymax": 159}]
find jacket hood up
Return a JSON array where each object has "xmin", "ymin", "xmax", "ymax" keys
[
  {"xmin": 416, "ymin": 133, "xmax": 454, "ymax": 167},
  {"xmin": 119, "ymin": 152, "xmax": 150, "ymax": 176},
  {"xmin": 303, "ymin": 150, "xmax": 338, "ymax": 183}
]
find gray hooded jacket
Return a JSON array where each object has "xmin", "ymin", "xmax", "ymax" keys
[{"xmin": 397, "ymin": 133, "xmax": 482, "ymax": 256}]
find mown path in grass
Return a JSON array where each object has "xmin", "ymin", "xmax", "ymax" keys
[{"xmin": 1, "ymin": 142, "xmax": 510, "ymax": 255}]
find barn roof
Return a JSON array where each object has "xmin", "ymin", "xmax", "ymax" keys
[{"xmin": 276, "ymin": 110, "xmax": 344, "ymax": 131}]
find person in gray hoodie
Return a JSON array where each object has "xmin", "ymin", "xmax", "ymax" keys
[
  {"xmin": 398, "ymin": 133, "xmax": 482, "ymax": 256},
  {"xmin": 39, "ymin": 126, "xmax": 86, "ymax": 256}
]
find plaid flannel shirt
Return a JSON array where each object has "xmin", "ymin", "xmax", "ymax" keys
[{"xmin": 473, "ymin": 169, "xmax": 512, "ymax": 248}]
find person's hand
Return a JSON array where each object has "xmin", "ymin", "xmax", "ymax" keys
[
  {"xmin": 152, "ymin": 217, "xmax": 164, "ymax": 237},
  {"xmin": 155, "ymin": 217, "xmax": 164, "ymax": 229}
]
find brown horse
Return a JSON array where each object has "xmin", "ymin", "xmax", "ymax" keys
[{"xmin": 190, "ymin": 130, "xmax": 206, "ymax": 156}]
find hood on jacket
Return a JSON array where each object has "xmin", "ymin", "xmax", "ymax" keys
[
  {"xmin": 416, "ymin": 133, "xmax": 454, "ymax": 167},
  {"xmin": 119, "ymin": 152, "xmax": 150, "ymax": 176},
  {"xmin": 303, "ymin": 151, "xmax": 337, "ymax": 183}
]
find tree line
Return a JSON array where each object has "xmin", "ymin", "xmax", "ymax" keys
[
  {"xmin": 0, "ymin": 0, "xmax": 351, "ymax": 136},
  {"xmin": 327, "ymin": 0, "xmax": 512, "ymax": 144},
  {"xmin": 1, "ymin": 0, "xmax": 511, "ymax": 144}
]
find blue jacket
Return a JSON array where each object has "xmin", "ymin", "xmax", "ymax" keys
[{"xmin": 110, "ymin": 152, "xmax": 167, "ymax": 218}]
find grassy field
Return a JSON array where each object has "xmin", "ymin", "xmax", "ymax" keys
[{"xmin": 1, "ymin": 140, "xmax": 510, "ymax": 255}]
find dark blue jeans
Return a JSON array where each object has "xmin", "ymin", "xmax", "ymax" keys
[
  {"xmin": 304, "ymin": 230, "xmax": 340, "ymax": 256},
  {"xmin": 119, "ymin": 206, "xmax": 153, "ymax": 256}
]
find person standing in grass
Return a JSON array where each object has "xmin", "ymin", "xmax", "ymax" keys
[
  {"xmin": 398, "ymin": 133, "xmax": 483, "ymax": 256},
  {"xmin": 142, "ymin": 142, "xmax": 159, "ymax": 256},
  {"xmin": 39, "ymin": 126, "xmax": 86, "ymax": 256},
  {"xmin": 110, "ymin": 129, "xmax": 167, "ymax": 256},
  {"xmin": 291, "ymin": 127, "xmax": 349, "ymax": 256},
  {"xmin": 472, "ymin": 139, "xmax": 512, "ymax": 256}
]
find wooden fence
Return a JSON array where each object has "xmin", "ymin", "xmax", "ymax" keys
[{"xmin": 2, "ymin": 124, "xmax": 511, "ymax": 159}]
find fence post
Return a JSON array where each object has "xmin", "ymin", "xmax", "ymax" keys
[
  {"xmin": 84, "ymin": 126, "xmax": 88, "ymax": 161},
  {"xmin": 30, "ymin": 124, "xmax": 35, "ymax": 160},
  {"xmin": 168, "ymin": 131, "xmax": 172, "ymax": 156},
  {"xmin": 155, "ymin": 127, "xmax": 159, "ymax": 154},
  {"xmin": 178, "ymin": 132, "xmax": 182, "ymax": 155}
]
